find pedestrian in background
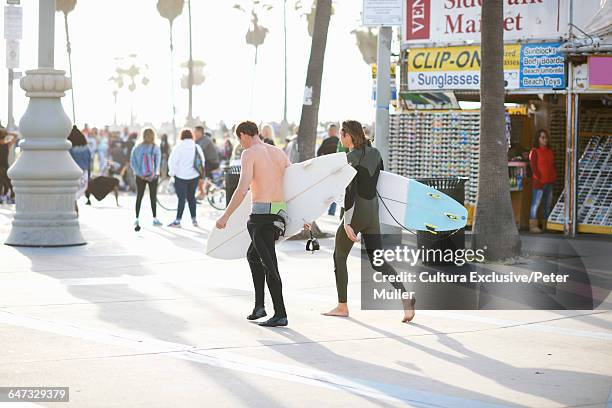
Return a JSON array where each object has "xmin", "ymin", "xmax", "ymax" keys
[
  {"xmin": 97, "ymin": 130, "xmax": 110, "ymax": 175},
  {"xmin": 261, "ymin": 123, "xmax": 276, "ymax": 146},
  {"xmin": 317, "ymin": 123, "xmax": 340, "ymax": 215},
  {"xmin": 194, "ymin": 126, "xmax": 220, "ymax": 200},
  {"xmin": 86, "ymin": 127, "xmax": 98, "ymax": 167},
  {"xmin": 130, "ymin": 127, "xmax": 162, "ymax": 231},
  {"xmin": 529, "ymin": 129, "xmax": 557, "ymax": 233},
  {"xmin": 0, "ymin": 124, "xmax": 17, "ymax": 204},
  {"xmin": 159, "ymin": 133, "xmax": 171, "ymax": 178},
  {"xmin": 221, "ymin": 133, "xmax": 233, "ymax": 163},
  {"xmin": 68, "ymin": 126, "xmax": 92, "ymax": 214},
  {"xmin": 167, "ymin": 128, "xmax": 205, "ymax": 228}
]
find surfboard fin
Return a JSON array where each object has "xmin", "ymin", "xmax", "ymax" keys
[
  {"xmin": 444, "ymin": 213, "xmax": 460, "ymax": 221},
  {"xmin": 424, "ymin": 224, "xmax": 438, "ymax": 234},
  {"xmin": 427, "ymin": 192, "xmax": 441, "ymax": 200}
]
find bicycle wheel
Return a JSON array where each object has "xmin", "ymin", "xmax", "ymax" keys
[
  {"xmin": 207, "ymin": 187, "xmax": 227, "ymax": 210},
  {"xmin": 157, "ymin": 177, "xmax": 178, "ymax": 211}
]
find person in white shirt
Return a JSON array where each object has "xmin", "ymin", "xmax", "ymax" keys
[{"xmin": 167, "ymin": 128, "xmax": 205, "ymax": 227}]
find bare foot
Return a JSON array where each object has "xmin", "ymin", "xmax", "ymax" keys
[
  {"xmin": 322, "ymin": 304, "xmax": 349, "ymax": 317},
  {"xmin": 402, "ymin": 298, "xmax": 416, "ymax": 323}
]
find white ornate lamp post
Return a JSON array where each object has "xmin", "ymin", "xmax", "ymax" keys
[{"xmin": 5, "ymin": 0, "xmax": 85, "ymax": 247}]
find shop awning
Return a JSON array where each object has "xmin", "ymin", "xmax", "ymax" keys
[{"xmin": 584, "ymin": 0, "xmax": 612, "ymax": 38}]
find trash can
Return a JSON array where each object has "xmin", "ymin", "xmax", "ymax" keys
[
  {"xmin": 225, "ymin": 165, "xmax": 241, "ymax": 206},
  {"xmin": 416, "ymin": 177, "xmax": 468, "ymax": 265}
]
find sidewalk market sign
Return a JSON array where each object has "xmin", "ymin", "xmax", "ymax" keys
[
  {"xmin": 406, "ymin": 42, "xmax": 565, "ymax": 91},
  {"xmin": 403, "ymin": 0, "xmax": 571, "ymax": 44}
]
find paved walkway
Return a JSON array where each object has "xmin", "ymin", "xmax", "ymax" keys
[{"xmin": 1, "ymin": 195, "xmax": 611, "ymax": 407}]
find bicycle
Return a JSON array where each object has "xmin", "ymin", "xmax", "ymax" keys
[
  {"xmin": 204, "ymin": 166, "xmax": 227, "ymax": 210},
  {"xmin": 156, "ymin": 165, "xmax": 227, "ymax": 212}
]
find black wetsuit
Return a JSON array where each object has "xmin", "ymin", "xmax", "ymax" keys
[
  {"xmin": 246, "ymin": 202, "xmax": 288, "ymax": 319},
  {"xmin": 334, "ymin": 146, "xmax": 408, "ymax": 303}
]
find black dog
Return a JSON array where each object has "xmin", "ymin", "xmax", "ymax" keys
[{"xmin": 85, "ymin": 176, "xmax": 120, "ymax": 206}]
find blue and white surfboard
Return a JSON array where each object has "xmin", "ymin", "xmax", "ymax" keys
[{"xmin": 377, "ymin": 171, "xmax": 468, "ymax": 233}]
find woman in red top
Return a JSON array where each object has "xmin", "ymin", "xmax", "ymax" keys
[{"xmin": 529, "ymin": 129, "xmax": 557, "ymax": 233}]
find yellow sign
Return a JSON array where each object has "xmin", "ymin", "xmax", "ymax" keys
[
  {"xmin": 408, "ymin": 45, "xmax": 520, "ymax": 72},
  {"xmin": 371, "ymin": 63, "xmax": 397, "ymax": 79}
]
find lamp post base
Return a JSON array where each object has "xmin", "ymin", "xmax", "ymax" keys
[
  {"xmin": 5, "ymin": 188, "xmax": 85, "ymax": 247},
  {"xmin": 5, "ymin": 68, "xmax": 85, "ymax": 247}
]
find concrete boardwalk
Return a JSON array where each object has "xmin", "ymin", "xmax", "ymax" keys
[{"xmin": 1, "ymin": 195, "xmax": 611, "ymax": 407}]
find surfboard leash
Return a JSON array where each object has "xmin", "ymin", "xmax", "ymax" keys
[{"xmin": 376, "ymin": 190, "xmax": 464, "ymax": 244}]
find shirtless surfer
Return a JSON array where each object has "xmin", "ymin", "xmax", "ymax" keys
[{"xmin": 216, "ymin": 121, "xmax": 291, "ymax": 327}]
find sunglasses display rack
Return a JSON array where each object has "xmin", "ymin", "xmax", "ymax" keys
[
  {"xmin": 548, "ymin": 135, "xmax": 612, "ymax": 229},
  {"xmin": 548, "ymin": 107, "xmax": 567, "ymax": 197},
  {"xmin": 579, "ymin": 109, "xmax": 612, "ymax": 134},
  {"xmin": 388, "ymin": 111, "xmax": 480, "ymax": 205}
]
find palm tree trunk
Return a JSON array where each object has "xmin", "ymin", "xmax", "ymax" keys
[
  {"xmin": 472, "ymin": 0, "xmax": 521, "ymax": 260},
  {"xmin": 297, "ymin": 0, "xmax": 331, "ymax": 162},
  {"xmin": 291, "ymin": 0, "xmax": 332, "ymax": 239}
]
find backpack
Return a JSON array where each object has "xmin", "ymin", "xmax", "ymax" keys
[{"xmin": 193, "ymin": 146, "xmax": 204, "ymax": 178}]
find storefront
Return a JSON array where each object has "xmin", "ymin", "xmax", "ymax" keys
[
  {"xmin": 392, "ymin": 0, "xmax": 611, "ymax": 235},
  {"xmin": 546, "ymin": 55, "xmax": 612, "ymax": 235}
]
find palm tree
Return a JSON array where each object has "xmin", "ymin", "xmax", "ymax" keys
[
  {"xmin": 113, "ymin": 55, "xmax": 150, "ymax": 127},
  {"xmin": 295, "ymin": 1, "xmax": 335, "ymax": 38},
  {"xmin": 156, "ymin": 0, "xmax": 184, "ymax": 141},
  {"xmin": 234, "ymin": 2, "xmax": 272, "ymax": 116},
  {"xmin": 296, "ymin": 0, "xmax": 332, "ymax": 162},
  {"xmin": 280, "ymin": 0, "xmax": 289, "ymax": 138},
  {"xmin": 472, "ymin": 0, "xmax": 521, "ymax": 260},
  {"xmin": 234, "ymin": 2, "xmax": 273, "ymax": 64},
  {"xmin": 56, "ymin": 0, "xmax": 77, "ymax": 123},
  {"xmin": 186, "ymin": 0, "xmax": 195, "ymax": 125},
  {"xmin": 108, "ymin": 74, "xmax": 124, "ymax": 126},
  {"xmin": 180, "ymin": 59, "xmax": 205, "ymax": 91},
  {"xmin": 352, "ymin": 27, "xmax": 377, "ymax": 65}
]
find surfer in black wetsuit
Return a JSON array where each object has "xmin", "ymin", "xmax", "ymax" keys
[
  {"xmin": 216, "ymin": 121, "xmax": 291, "ymax": 327},
  {"xmin": 322, "ymin": 120, "xmax": 416, "ymax": 323}
]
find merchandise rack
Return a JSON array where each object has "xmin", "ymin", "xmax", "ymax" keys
[
  {"xmin": 548, "ymin": 107, "xmax": 567, "ymax": 197},
  {"xmin": 548, "ymin": 135, "xmax": 612, "ymax": 234},
  {"xmin": 389, "ymin": 111, "xmax": 480, "ymax": 206}
]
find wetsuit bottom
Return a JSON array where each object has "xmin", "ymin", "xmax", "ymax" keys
[
  {"xmin": 333, "ymin": 221, "xmax": 408, "ymax": 304},
  {"xmin": 246, "ymin": 212, "xmax": 287, "ymax": 318}
]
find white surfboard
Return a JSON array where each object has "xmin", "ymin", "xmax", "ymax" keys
[
  {"xmin": 206, "ymin": 153, "xmax": 356, "ymax": 259},
  {"xmin": 378, "ymin": 171, "xmax": 468, "ymax": 233}
]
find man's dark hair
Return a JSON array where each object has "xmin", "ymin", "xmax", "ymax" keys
[
  {"xmin": 328, "ymin": 123, "xmax": 338, "ymax": 130},
  {"xmin": 181, "ymin": 128, "xmax": 194, "ymax": 140},
  {"xmin": 195, "ymin": 126, "xmax": 205, "ymax": 134},
  {"xmin": 235, "ymin": 121, "xmax": 259, "ymax": 138}
]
